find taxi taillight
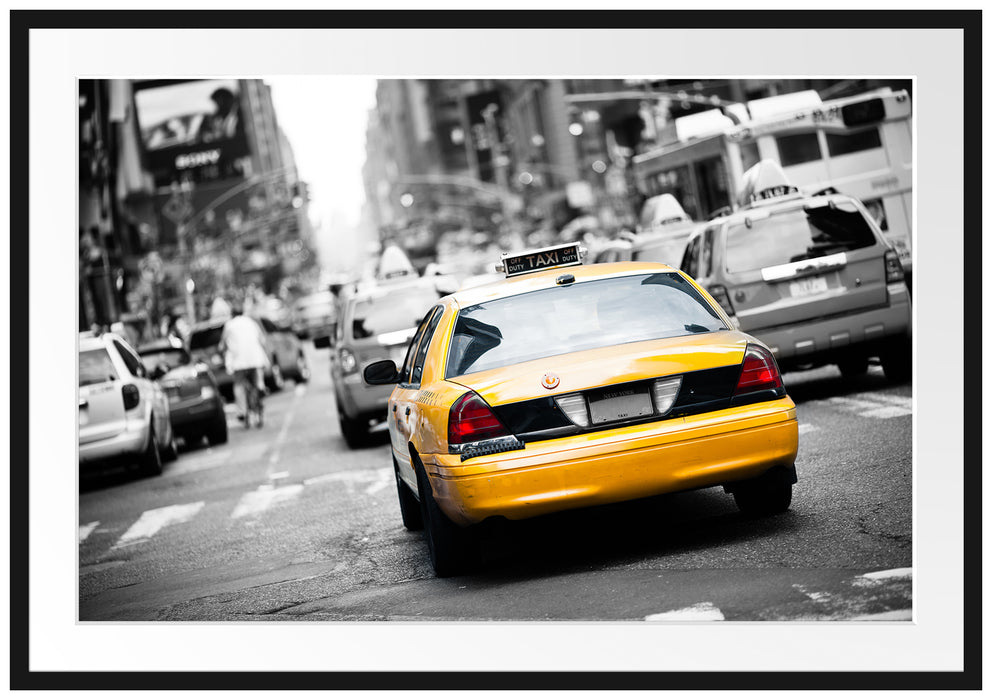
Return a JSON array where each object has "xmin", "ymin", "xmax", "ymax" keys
[
  {"xmin": 448, "ymin": 391, "xmax": 509, "ymax": 445},
  {"xmin": 734, "ymin": 344, "xmax": 783, "ymax": 395},
  {"xmin": 122, "ymin": 383, "xmax": 141, "ymax": 411},
  {"xmin": 884, "ymin": 250, "xmax": 905, "ymax": 283}
]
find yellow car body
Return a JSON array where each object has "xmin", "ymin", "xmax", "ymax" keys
[{"xmin": 370, "ymin": 257, "xmax": 799, "ymax": 575}]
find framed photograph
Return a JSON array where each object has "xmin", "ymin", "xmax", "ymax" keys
[{"xmin": 8, "ymin": 6, "xmax": 981, "ymax": 693}]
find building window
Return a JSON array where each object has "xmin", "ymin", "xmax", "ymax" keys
[
  {"xmin": 825, "ymin": 127, "xmax": 882, "ymax": 157},
  {"xmin": 775, "ymin": 132, "xmax": 822, "ymax": 167}
]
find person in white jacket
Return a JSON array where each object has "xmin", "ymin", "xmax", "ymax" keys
[{"xmin": 220, "ymin": 305, "xmax": 270, "ymax": 421}]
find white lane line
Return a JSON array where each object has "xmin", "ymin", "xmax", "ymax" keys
[
  {"xmin": 267, "ymin": 386, "xmax": 303, "ymax": 472},
  {"xmin": 859, "ymin": 567, "xmax": 913, "ymax": 581},
  {"xmin": 113, "ymin": 502, "xmax": 204, "ymax": 548},
  {"xmin": 78, "ymin": 521, "xmax": 99, "ymax": 544},
  {"xmin": 850, "ymin": 609, "xmax": 913, "ymax": 621},
  {"xmin": 231, "ymin": 484, "xmax": 304, "ymax": 519},
  {"xmin": 798, "ymin": 423, "xmax": 818, "ymax": 435},
  {"xmin": 824, "ymin": 396, "xmax": 912, "ymax": 419},
  {"xmin": 366, "ymin": 469, "xmax": 394, "ymax": 495},
  {"xmin": 792, "ymin": 583, "xmax": 832, "ymax": 604},
  {"xmin": 849, "ymin": 392, "xmax": 912, "ymax": 409},
  {"xmin": 645, "ymin": 602, "xmax": 725, "ymax": 621},
  {"xmin": 304, "ymin": 468, "xmax": 391, "ymax": 493},
  {"xmin": 167, "ymin": 448, "xmax": 232, "ymax": 476}
]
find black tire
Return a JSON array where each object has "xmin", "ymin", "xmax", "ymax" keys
[
  {"xmin": 266, "ymin": 362, "xmax": 285, "ymax": 392},
  {"xmin": 338, "ymin": 411, "xmax": 368, "ymax": 449},
  {"xmin": 880, "ymin": 340, "xmax": 912, "ymax": 383},
  {"xmin": 732, "ymin": 476, "xmax": 793, "ymax": 517},
  {"xmin": 162, "ymin": 430, "xmax": 179, "ymax": 462},
  {"xmin": 395, "ymin": 461, "xmax": 424, "ymax": 531},
  {"xmin": 138, "ymin": 427, "xmax": 163, "ymax": 477},
  {"xmin": 837, "ymin": 356, "xmax": 869, "ymax": 379},
  {"xmin": 206, "ymin": 412, "xmax": 229, "ymax": 445},
  {"xmin": 416, "ymin": 458, "xmax": 476, "ymax": 577},
  {"xmin": 294, "ymin": 352, "xmax": 311, "ymax": 383}
]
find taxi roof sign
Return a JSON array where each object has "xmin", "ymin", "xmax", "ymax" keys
[
  {"xmin": 496, "ymin": 242, "xmax": 585, "ymax": 278},
  {"xmin": 737, "ymin": 159, "xmax": 802, "ymax": 209}
]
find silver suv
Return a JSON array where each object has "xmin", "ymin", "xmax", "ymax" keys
[{"xmin": 679, "ymin": 162, "xmax": 912, "ymax": 381}]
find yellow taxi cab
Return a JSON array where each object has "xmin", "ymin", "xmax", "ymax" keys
[{"xmin": 364, "ymin": 242, "xmax": 799, "ymax": 576}]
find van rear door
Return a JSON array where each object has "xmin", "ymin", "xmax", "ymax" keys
[{"xmin": 721, "ymin": 199, "xmax": 889, "ymax": 333}]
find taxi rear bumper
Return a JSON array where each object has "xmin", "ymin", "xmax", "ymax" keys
[{"xmin": 425, "ymin": 399, "xmax": 798, "ymax": 526}]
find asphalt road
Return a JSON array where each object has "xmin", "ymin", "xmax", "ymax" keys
[{"xmin": 79, "ymin": 346, "xmax": 912, "ymax": 622}]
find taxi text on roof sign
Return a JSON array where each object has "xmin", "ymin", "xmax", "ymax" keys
[{"xmin": 496, "ymin": 242, "xmax": 585, "ymax": 278}]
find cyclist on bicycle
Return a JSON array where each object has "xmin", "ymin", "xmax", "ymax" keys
[{"xmin": 219, "ymin": 304, "xmax": 270, "ymax": 424}]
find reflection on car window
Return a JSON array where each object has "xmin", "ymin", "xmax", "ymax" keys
[
  {"xmin": 351, "ymin": 286, "xmax": 439, "ymax": 339},
  {"xmin": 79, "ymin": 349, "xmax": 118, "ymax": 386},
  {"xmin": 138, "ymin": 349, "xmax": 188, "ymax": 372},
  {"xmin": 725, "ymin": 204, "xmax": 877, "ymax": 274},
  {"xmin": 189, "ymin": 326, "xmax": 224, "ymax": 350},
  {"xmin": 445, "ymin": 273, "xmax": 727, "ymax": 377}
]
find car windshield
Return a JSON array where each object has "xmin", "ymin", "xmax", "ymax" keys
[
  {"xmin": 188, "ymin": 326, "xmax": 224, "ymax": 350},
  {"xmin": 351, "ymin": 286, "xmax": 439, "ymax": 339},
  {"xmin": 138, "ymin": 349, "xmax": 188, "ymax": 371},
  {"xmin": 445, "ymin": 272, "xmax": 727, "ymax": 377},
  {"xmin": 725, "ymin": 203, "xmax": 877, "ymax": 273},
  {"xmin": 79, "ymin": 348, "xmax": 118, "ymax": 387}
]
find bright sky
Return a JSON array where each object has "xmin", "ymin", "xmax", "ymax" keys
[{"xmin": 265, "ymin": 76, "xmax": 379, "ymax": 269}]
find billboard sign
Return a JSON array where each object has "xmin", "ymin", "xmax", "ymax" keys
[{"xmin": 134, "ymin": 79, "xmax": 251, "ymax": 184}]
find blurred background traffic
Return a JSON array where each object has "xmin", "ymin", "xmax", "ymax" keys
[{"xmin": 79, "ymin": 77, "xmax": 912, "ymax": 346}]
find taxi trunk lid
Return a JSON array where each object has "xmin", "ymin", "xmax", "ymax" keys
[{"xmin": 451, "ymin": 332, "xmax": 749, "ymax": 406}]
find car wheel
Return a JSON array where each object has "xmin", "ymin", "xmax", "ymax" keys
[
  {"xmin": 206, "ymin": 412, "xmax": 229, "ymax": 446},
  {"xmin": 880, "ymin": 340, "xmax": 912, "ymax": 383},
  {"xmin": 338, "ymin": 411, "xmax": 369, "ymax": 449},
  {"xmin": 162, "ymin": 431, "xmax": 179, "ymax": 462},
  {"xmin": 138, "ymin": 426, "xmax": 163, "ymax": 477},
  {"xmin": 294, "ymin": 352, "xmax": 311, "ymax": 383},
  {"xmin": 394, "ymin": 460, "xmax": 423, "ymax": 531},
  {"xmin": 731, "ymin": 472, "xmax": 793, "ymax": 517},
  {"xmin": 416, "ymin": 457, "xmax": 476, "ymax": 577},
  {"xmin": 266, "ymin": 362, "xmax": 285, "ymax": 392},
  {"xmin": 837, "ymin": 356, "xmax": 869, "ymax": 379}
]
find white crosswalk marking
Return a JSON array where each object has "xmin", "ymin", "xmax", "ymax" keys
[
  {"xmin": 113, "ymin": 502, "xmax": 204, "ymax": 548},
  {"xmin": 78, "ymin": 521, "xmax": 99, "ymax": 544},
  {"xmin": 304, "ymin": 468, "xmax": 391, "ymax": 492},
  {"xmin": 798, "ymin": 423, "xmax": 818, "ymax": 435},
  {"xmin": 823, "ymin": 395, "xmax": 912, "ymax": 419},
  {"xmin": 645, "ymin": 602, "xmax": 725, "ymax": 621},
  {"xmin": 231, "ymin": 483, "xmax": 303, "ymax": 519}
]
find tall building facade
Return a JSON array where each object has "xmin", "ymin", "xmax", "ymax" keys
[{"xmin": 78, "ymin": 78, "xmax": 315, "ymax": 335}]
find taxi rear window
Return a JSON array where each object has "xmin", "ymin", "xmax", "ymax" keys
[
  {"xmin": 79, "ymin": 348, "xmax": 118, "ymax": 387},
  {"xmin": 725, "ymin": 203, "xmax": 877, "ymax": 274},
  {"xmin": 446, "ymin": 273, "xmax": 727, "ymax": 377}
]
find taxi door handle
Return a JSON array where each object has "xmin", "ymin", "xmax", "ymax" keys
[
  {"xmin": 405, "ymin": 407, "xmax": 411, "ymax": 416},
  {"xmin": 79, "ymin": 399, "xmax": 88, "ymax": 408},
  {"xmin": 392, "ymin": 404, "xmax": 397, "ymax": 412}
]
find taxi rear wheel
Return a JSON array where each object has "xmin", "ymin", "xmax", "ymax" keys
[
  {"xmin": 415, "ymin": 459, "xmax": 476, "ymax": 577},
  {"xmin": 338, "ymin": 412, "xmax": 369, "ymax": 449},
  {"xmin": 837, "ymin": 356, "xmax": 869, "ymax": 379},
  {"xmin": 138, "ymin": 427, "xmax": 163, "ymax": 477},
  {"xmin": 394, "ymin": 461, "xmax": 423, "ymax": 531},
  {"xmin": 880, "ymin": 340, "xmax": 912, "ymax": 383}
]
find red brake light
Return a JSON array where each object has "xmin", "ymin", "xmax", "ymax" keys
[
  {"xmin": 122, "ymin": 383, "xmax": 141, "ymax": 410},
  {"xmin": 448, "ymin": 392, "xmax": 508, "ymax": 445},
  {"xmin": 734, "ymin": 344, "xmax": 783, "ymax": 395}
]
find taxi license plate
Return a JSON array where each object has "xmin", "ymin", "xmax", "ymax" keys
[
  {"xmin": 788, "ymin": 275, "xmax": 829, "ymax": 298},
  {"xmin": 588, "ymin": 386, "xmax": 654, "ymax": 424}
]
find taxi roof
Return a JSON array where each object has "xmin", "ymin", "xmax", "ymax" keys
[{"xmin": 445, "ymin": 261, "xmax": 680, "ymax": 309}]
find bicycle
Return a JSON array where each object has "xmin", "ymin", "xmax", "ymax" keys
[{"xmin": 235, "ymin": 368, "xmax": 264, "ymax": 429}]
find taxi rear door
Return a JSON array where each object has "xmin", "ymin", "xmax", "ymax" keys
[{"xmin": 389, "ymin": 306, "xmax": 443, "ymax": 482}]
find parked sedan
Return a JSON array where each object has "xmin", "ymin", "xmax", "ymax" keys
[
  {"xmin": 137, "ymin": 337, "xmax": 228, "ymax": 448},
  {"xmin": 254, "ymin": 315, "xmax": 311, "ymax": 389},
  {"xmin": 291, "ymin": 290, "xmax": 338, "ymax": 347},
  {"xmin": 79, "ymin": 331, "xmax": 177, "ymax": 476}
]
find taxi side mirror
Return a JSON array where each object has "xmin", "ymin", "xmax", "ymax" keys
[{"xmin": 363, "ymin": 359, "xmax": 399, "ymax": 385}]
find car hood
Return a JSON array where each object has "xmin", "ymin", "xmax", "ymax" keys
[{"xmin": 448, "ymin": 331, "xmax": 749, "ymax": 406}]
